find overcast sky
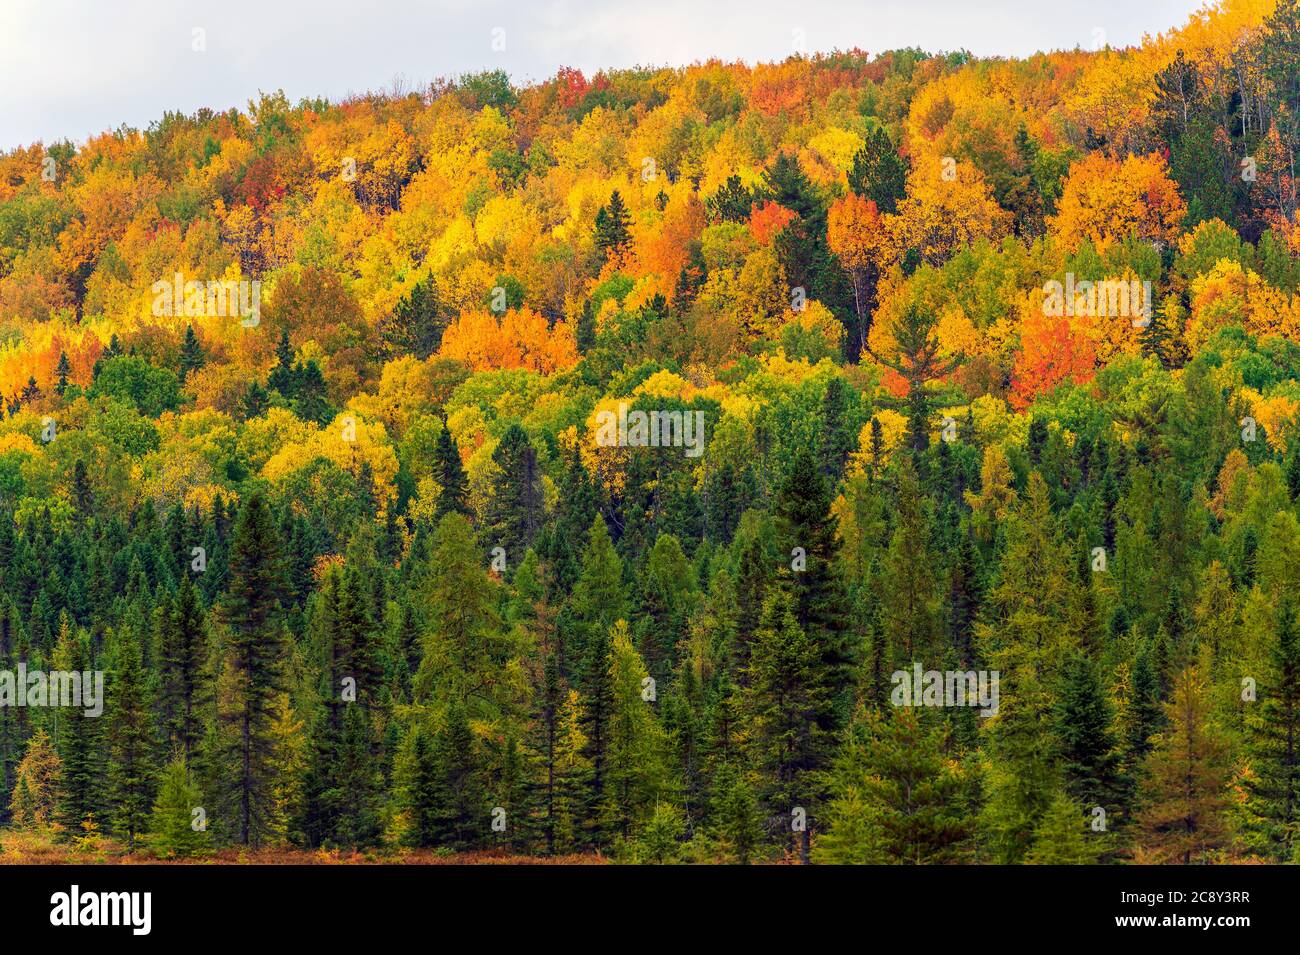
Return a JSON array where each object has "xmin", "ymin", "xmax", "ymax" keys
[{"xmin": 1, "ymin": 0, "xmax": 1209, "ymax": 150}]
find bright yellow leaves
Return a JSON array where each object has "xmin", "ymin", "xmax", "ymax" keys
[
  {"xmin": 1049, "ymin": 152, "xmax": 1187, "ymax": 253},
  {"xmin": 438, "ymin": 307, "xmax": 578, "ymax": 374},
  {"xmin": 1186, "ymin": 259, "xmax": 1300, "ymax": 350},
  {"xmin": 884, "ymin": 160, "xmax": 1011, "ymax": 267}
]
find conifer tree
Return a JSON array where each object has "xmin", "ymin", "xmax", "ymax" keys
[
  {"xmin": 54, "ymin": 620, "xmax": 103, "ymax": 838},
  {"xmin": 218, "ymin": 492, "xmax": 289, "ymax": 846},
  {"xmin": 1137, "ymin": 667, "xmax": 1234, "ymax": 864},
  {"xmin": 774, "ymin": 449, "xmax": 853, "ymax": 723},
  {"xmin": 1024, "ymin": 792, "xmax": 1100, "ymax": 864},
  {"xmin": 106, "ymin": 620, "xmax": 156, "ymax": 849},
  {"xmin": 178, "ymin": 324, "xmax": 205, "ymax": 383},
  {"xmin": 9, "ymin": 729, "xmax": 61, "ymax": 828},
  {"xmin": 1243, "ymin": 599, "xmax": 1300, "ymax": 861},
  {"xmin": 594, "ymin": 189, "xmax": 631, "ymax": 258},
  {"xmin": 486, "ymin": 424, "xmax": 544, "ymax": 552},
  {"xmin": 818, "ymin": 707, "xmax": 971, "ymax": 864},
  {"xmin": 159, "ymin": 574, "xmax": 210, "ymax": 760},
  {"xmin": 604, "ymin": 621, "xmax": 672, "ymax": 839},
  {"xmin": 148, "ymin": 757, "xmax": 210, "ymax": 858},
  {"xmin": 433, "ymin": 423, "xmax": 472, "ymax": 522}
]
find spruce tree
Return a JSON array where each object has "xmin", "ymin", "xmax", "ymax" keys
[
  {"xmin": 106, "ymin": 620, "xmax": 156, "ymax": 850},
  {"xmin": 485, "ymin": 424, "xmax": 544, "ymax": 553},
  {"xmin": 218, "ymin": 492, "xmax": 289, "ymax": 846},
  {"xmin": 148, "ymin": 757, "xmax": 211, "ymax": 858},
  {"xmin": 433, "ymin": 423, "xmax": 472, "ymax": 522}
]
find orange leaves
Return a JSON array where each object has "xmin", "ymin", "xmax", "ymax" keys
[
  {"xmin": 747, "ymin": 200, "xmax": 797, "ymax": 245},
  {"xmin": 438, "ymin": 307, "xmax": 578, "ymax": 374},
  {"xmin": 1049, "ymin": 152, "xmax": 1187, "ymax": 253},
  {"xmin": 1010, "ymin": 311, "xmax": 1096, "ymax": 409},
  {"xmin": 827, "ymin": 193, "xmax": 885, "ymax": 271}
]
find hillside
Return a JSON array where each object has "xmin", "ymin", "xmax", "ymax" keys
[{"xmin": 0, "ymin": 0, "xmax": 1298, "ymax": 864}]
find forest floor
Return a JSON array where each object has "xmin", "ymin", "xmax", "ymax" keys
[{"xmin": 0, "ymin": 830, "xmax": 606, "ymax": 864}]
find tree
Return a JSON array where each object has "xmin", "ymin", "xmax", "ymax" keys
[
  {"xmin": 485, "ymin": 424, "xmax": 544, "ymax": 553},
  {"xmin": 604, "ymin": 621, "xmax": 672, "ymax": 838},
  {"xmin": 742, "ymin": 590, "xmax": 833, "ymax": 854},
  {"xmin": 817, "ymin": 707, "xmax": 971, "ymax": 864},
  {"xmin": 178, "ymin": 324, "xmax": 205, "ymax": 384},
  {"xmin": 433, "ymin": 423, "xmax": 472, "ymax": 522},
  {"xmin": 1025, "ymin": 792, "xmax": 1100, "ymax": 864},
  {"xmin": 1243, "ymin": 599, "xmax": 1300, "ymax": 861},
  {"xmin": 218, "ymin": 492, "xmax": 289, "ymax": 847},
  {"xmin": 595, "ymin": 190, "xmax": 632, "ymax": 259},
  {"xmin": 1055, "ymin": 653, "xmax": 1129, "ymax": 825},
  {"xmin": 106, "ymin": 620, "xmax": 156, "ymax": 850},
  {"xmin": 867, "ymin": 301, "xmax": 962, "ymax": 453},
  {"xmin": 847, "ymin": 126, "xmax": 908, "ymax": 214},
  {"xmin": 1137, "ymin": 667, "xmax": 1235, "ymax": 864},
  {"xmin": 9, "ymin": 729, "xmax": 61, "ymax": 829},
  {"xmin": 159, "ymin": 575, "xmax": 210, "ymax": 761},
  {"xmin": 774, "ymin": 449, "xmax": 854, "ymax": 723},
  {"xmin": 149, "ymin": 758, "xmax": 211, "ymax": 858}
]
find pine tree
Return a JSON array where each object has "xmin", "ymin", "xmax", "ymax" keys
[
  {"xmin": 218, "ymin": 492, "xmax": 289, "ymax": 846},
  {"xmin": 594, "ymin": 189, "xmax": 631, "ymax": 258},
  {"xmin": 159, "ymin": 574, "xmax": 210, "ymax": 760},
  {"xmin": 430, "ymin": 702, "xmax": 480, "ymax": 851},
  {"xmin": 604, "ymin": 621, "xmax": 672, "ymax": 839},
  {"xmin": 774, "ymin": 449, "xmax": 853, "ymax": 725},
  {"xmin": 742, "ymin": 590, "xmax": 833, "ymax": 853},
  {"xmin": 54, "ymin": 351, "xmax": 72, "ymax": 395},
  {"xmin": 54, "ymin": 620, "xmax": 103, "ymax": 839},
  {"xmin": 847, "ymin": 126, "xmax": 908, "ymax": 213},
  {"xmin": 709, "ymin": 762, "xmax": 763, "ymax": 863},
  {"xmin": 819, "ymin": 377, "xmax": 855, "ymax": 481},
  {"xmin": 881, "ymin": 457, "xmax": 940, "ymax": 664},
  {"xmin": 1055, "ymin": 653, "xmax": 1129, "ymax": 824}
]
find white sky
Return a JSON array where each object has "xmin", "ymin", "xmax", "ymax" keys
[{"xmin": 0, "ymin": 0, "xmax": 1210, "ymax": 150}]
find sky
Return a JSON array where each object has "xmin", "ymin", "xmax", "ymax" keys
[{"xmin": 0, "ymin": 0, "xmax": 1211, "ymax": 150}]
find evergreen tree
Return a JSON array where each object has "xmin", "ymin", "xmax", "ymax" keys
[
  {"xmin": 485, "ymin": 424, "xmax": 544, "ymax": 553},
  {"xmin": 594, "ymin": 189, "xmax": 632, "ymax": 258},
  {"xmin": 817, "ymin": 707, "xmax": 971, "ymax": 864},
  {"xmin": 433, "ymin": 423, "xmax": 472, "ymax": 522},
  {"xmin": 847, "ymin": 126, "xmax": 908, "ymax": 213},
  {"xmin": 218, "ymin": 492, "xmax": 289, "ymax": 846},
  {"xmin": 1243, "ymin": 599, "xmax": 1300, "ymax": 861},
  {"xmin": 178, "ymin": 324, "xmax": 205, "ymax": 383},
  {"xmin": 106, "ymin": 620, "xmax": 156, "ymax": 849},
  {"xmin": 1024, "ymin": 792, "xmax": 1100, "ymax": 864},
  {"xmin": 148, "ymin": 757, "xmax": 211, "ymax": 858}
]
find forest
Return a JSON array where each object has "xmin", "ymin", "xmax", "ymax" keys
[{"xmin": 0, "ymin": 0, "xmax": 1298, "ymax": 865}]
